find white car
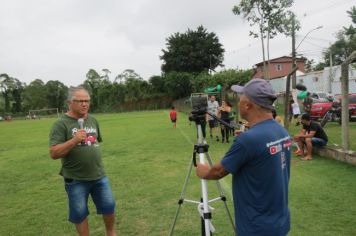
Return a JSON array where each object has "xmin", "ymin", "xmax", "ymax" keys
[{"xmin": 311, "ymin": 92, "xmax": 331, "ymax": 102}]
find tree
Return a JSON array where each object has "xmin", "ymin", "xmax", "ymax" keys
[
  {"xmin": 125, "ymin": 77, "xmax": 149, "ymax": 102},
  {"xmin": 0, "ymin": 74, "xmax": 13, "ymax": 112},
  {"xmin": 114, "ymin": 69, "xmax": 146, "ymax": 102},
  {"xmin": 101, "ymin": 69, "xmax": 111, "ymax": 80},
  {"xmin": 233, "ymin": 0, "xmax": 297, "ymax": 78},
  {"xmin": 160, "ymin": 25, "xmax": 224, "ymax": 74},
  {"xmin": 148, "ymin": 75, "xmax": 166, "ymax": 96},
  {"xmin": 10, "ymin": 78, "xmax": 24, "ymax": 113},
  {"xmin": 314, "ymin": 62, "xmax": 327, "ymax": 71},
  {"xmin": 22, "ymin": 79, "xmax": 47, "ymax": 110},
  {"xmin": 115, "ymin": 69, "xmax": 142, "ymax": 84},
  {"xmin": 0, "ymin": 74, "xmax": 24, "ymax": 113},
  {"xmin": 322, "ymin": 6, "xmax": 356, "ymax": 66},
  {"xmin": 190, "ymin": 69, "xmax": 252, "ymax": 94},
  {"xmin": 84, "ymin": 69, "xmax": 102, "ymax": 111},
  {"xmin": 164, "ymin": 72, "xmax": 192, "ymax": 99},
  {"xmin": 96, "ymin": 78, "xmax": 115, "ymax": 112},
  {"xmin": 304, "ymin": 58, "xmax": 315, "ymax": 73},
  {"xmin": 111, "ymin": 82, "xmax": 126, "ymax": 105},
  {"xmin": 45, "ymin": 80, "xmax": 68, "ymax": 111},
  {"xmin": 212, "ymin": 68, "xmax": 252, "ymax": 88},
  {"xmin": 189, "ymin": 72, "xmax": 212, "ymax": 93}
]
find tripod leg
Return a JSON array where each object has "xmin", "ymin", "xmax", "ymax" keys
[
  {"xmin": 205, "ymin": 152, "xmax": 237, "ymax": 234},
  {"xmin": 169, "ymin": 155, "xmax": 195, "ymax": 236},
  {"xmin": 199, "ymin": 152, "xmax": 212, "ymax": 236},
  {"xmin": 197, "ymin": 124, "xmax": 212, "ymax": 236}
]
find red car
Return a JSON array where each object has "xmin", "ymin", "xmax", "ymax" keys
[{"xmin": 310, "ymin": 94, "xmax": 356, "ymax": 120}]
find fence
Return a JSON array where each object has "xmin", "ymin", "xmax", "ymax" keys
[{"xmin": 116, "ymin": 96, "xmax": 173, "ymax": 112}]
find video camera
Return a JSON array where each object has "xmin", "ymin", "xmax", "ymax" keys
[
  {"xmin": 188, "ymin": 93, "xmax": 235, "ymax": 130},
  {"xmin": 189, "ymin": 93, "xmax": 208, "ymax": 123}
]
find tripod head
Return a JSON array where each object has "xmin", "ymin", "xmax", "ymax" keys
[{"xmin": 189, "ymin": 110, "xmax": 206, "ymax": 124}]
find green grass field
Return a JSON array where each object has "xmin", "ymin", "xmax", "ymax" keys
[{"xmin": 0, "ymin": 111, "xmax": 356, "ymax": 235}]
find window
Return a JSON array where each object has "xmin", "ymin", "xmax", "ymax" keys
[
  {"xmin": 275, "ymin": 64, "xmax": 282, "ymax": 71},
  {"xmin": 349, "ymin": 96, "xmax": 356, "ymax": 103}
]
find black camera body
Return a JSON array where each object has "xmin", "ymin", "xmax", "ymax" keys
[{"xmin": 189, "ymin": 93, "xmax": 208, "ymax": 123}]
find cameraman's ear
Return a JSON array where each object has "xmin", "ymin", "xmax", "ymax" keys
[{"xmin": 244, "ymin": 101, "xmax": 253, "ymax": 110}]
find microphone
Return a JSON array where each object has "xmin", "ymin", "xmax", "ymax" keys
[
  {"xmin": 78, "ymin": 118, "xmax": 85, "ymax": 145},
  {"xmin": 78, "ymin": 118, "xmax": 84, "ymax": 129}
]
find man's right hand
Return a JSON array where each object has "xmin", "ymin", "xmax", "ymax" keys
[
  {"xmin": 50, "ymin": 131, "xmax": 86, "ymax": 159},
  {"xmin": 73, "ymin": 129, "xmax": 87, "ymax": 144}
]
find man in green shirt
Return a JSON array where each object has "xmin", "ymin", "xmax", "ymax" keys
[{"xmin": 49, "ymin": 87, "xmax": 117, "ymax": 236}]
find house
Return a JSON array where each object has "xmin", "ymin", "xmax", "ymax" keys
[{"xmin": 253, "ymin": 56, "xmax": 306, "ymax": 80}]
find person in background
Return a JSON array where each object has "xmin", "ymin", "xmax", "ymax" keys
[
  {"xmin": 303, "ymin": 92, "xmax": 313, "ymax": 115},
  {"xmin": 196, "ymin": 79, "xmax": 291, "ymax": 236},
  {"xmin": 219, "ymin": 100, "xmax": 232, "ymax": 143},
  {"xmin": 291, "ymin": 100, "xmax": 301, "ymax": 126},
  {"xmin": 49, "ymin": 87, "xmax": 117, "ymax": 236},
  {"xmin": 169, "ymin": 106, "xmax": 177, "ymax": 129},
  {"xmin": 288, "ymin": 100, "xmax": 294, "ymax": 122},
  {"xmin": 293, "ymin": 113, "xmax": 328, "ymax": 160},
  {"xmin": 229, "ymin": 108, "xmax": 237, "ymax": 138},
  {"xmin": 207, "ymin": 95, "xmax": 220, "ymax": 142},
  {"xmin": 272, "ymin": 108, "xmax": 283, "ymax": 124}
]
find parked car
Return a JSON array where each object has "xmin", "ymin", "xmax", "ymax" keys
[
  {"xmin": 310, "ymin": 101, "xmax": 333, "ymax": 120},
  {"xmin": 310, "ymin": 92, "xmax": 331, "ymax": 102},
  {"xmin": 310, "ymin": 94, "xmax": 356, "ymax": 120},
  {"xmin": 4, "ymin": 115, "xmax": 12, "ymax": 121}
]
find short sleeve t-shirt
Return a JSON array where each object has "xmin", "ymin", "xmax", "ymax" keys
[
  {"xmin": 170, "ymin": 110, "xmax": 177, "ymax": 120},
  {"xmin": 303, "ymin": 97, "xmax": 313, "ymax": 111},
  {"xmin": 221, "ymin": 119, "xmax": 291, "ymax": 236},
  {"xmin": 303, "ymin": 121, "xmax": 328, "ymax": 142},
  {"xmin": 292, "ymin": 103, "xmax": 301, "ymax": 115},
  {"xmin": 49, "ymin": 114, "xmax": 105, "ymax": 181},
  {"xmin": 207, "ymin": 100, "xmax": 219, "ymax": 120}
]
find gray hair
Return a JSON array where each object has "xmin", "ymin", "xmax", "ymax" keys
[{"xmin": 67, "ymin": 86, "xmax": 90, "ymax": 101}]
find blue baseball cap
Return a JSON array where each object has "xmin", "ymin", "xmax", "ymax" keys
[{"xmin": 231, "ymin": 78, "xmax": 277, "ymax": 110}]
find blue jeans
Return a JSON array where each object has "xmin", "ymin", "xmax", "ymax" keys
[{"xmin": 64, "ymin": 176, "xmax": 116, "ymax": 223}]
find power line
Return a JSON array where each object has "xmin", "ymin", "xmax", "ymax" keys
[
  {"xmin": 303, "ymin": 36, "xmax": 333, "ymax": 43},
  {"xmin": 301, "ymin": 40, "xmax": 328, "ymax": 49},
  {"xmin": 296, "ymin": 0, "xmax": 355, "ymax": 19},
  {"xmin": 225, "ymin": 40, "xmax": 260, "ymax": 55},
  {"xmin": 298, "ymin": 49, "xmax": 325, "ymax": 54}
]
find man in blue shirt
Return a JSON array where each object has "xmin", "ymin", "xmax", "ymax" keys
[{"xmin": 196, "ymin": 78, "xmax": 291, "ymax": 236}]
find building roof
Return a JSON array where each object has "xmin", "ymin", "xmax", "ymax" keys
[{"xmin": 255, "ymin": 56, "xmax": 306, "ymax": 66}]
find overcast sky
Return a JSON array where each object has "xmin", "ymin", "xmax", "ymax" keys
[{"xmin": 0, "ymin": 0, "xmax": 355, "ymax": 86}]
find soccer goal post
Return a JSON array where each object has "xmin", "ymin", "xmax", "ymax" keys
[{"xmin": 28, "ymin": 108, "xmax": 59, "ymax": 119}]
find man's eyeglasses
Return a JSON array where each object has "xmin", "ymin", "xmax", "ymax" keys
[{"xmin": 72, "ymin": 100, "xmax": 90, "ymax": 104}]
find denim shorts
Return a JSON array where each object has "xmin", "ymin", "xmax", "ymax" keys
[
  {"xmin": 311, "ymin": 137, "xmax": 327, "ymax": 147},
  {"xmin": 64, "ymin": 176, "xmax": 116, "ymax": 223},
  {"xmin": 208, "ymin": 120, "xmax": 218, "ymax": 128}
]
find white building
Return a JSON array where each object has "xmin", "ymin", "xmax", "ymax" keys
[{"xmin": 269, "ymin": 64, "xmax": 356, "ymax": 95}]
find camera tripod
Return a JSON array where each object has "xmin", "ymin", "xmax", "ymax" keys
[{"xmin": 168, "ymin": 115, "xmax": 236, "ymax": 236}]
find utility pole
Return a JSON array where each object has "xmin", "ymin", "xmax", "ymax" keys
[
  {"xmin": 291, "ymin": 13, "xmax": 296, "ymax": 89},
  {"xmin": 328, "ymin": 53, "xmax": 333, "ymax": 94},
  {"xmin": 340, "ymin": 51, "xmax": 356, "ymax": 151}
]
